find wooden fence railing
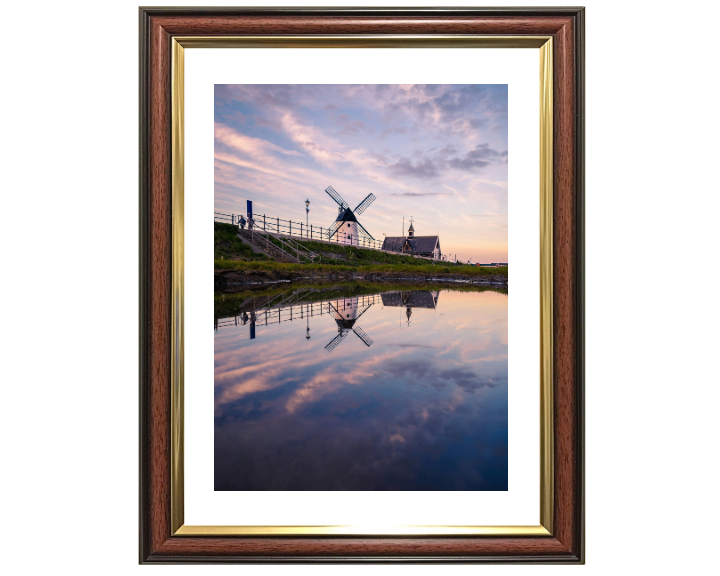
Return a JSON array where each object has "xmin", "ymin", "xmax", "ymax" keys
[{"xmin": 214, "ymin": 211, "xmax": 384, "ymax": 251}]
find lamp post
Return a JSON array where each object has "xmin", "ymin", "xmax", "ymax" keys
[{"xmin": 305, "ymin": 199, "xmax": 310, "ymax": 235}]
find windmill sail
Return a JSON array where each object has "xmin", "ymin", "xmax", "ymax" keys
[
  {"xmin": 325, "ymin": 186, "xmax": 349, "ymax": 210},
  {"xmin": 324, "ymin": 331, "xmax": 348, "ymax": 352},
  {"xmin": 352, "ymin": 302, "xmax": 374, "ymax": 320},
  {"xmin": 352, "ymin": 326, "xmax": 373, "ymax": 347},
  {"xmin": 326, "ymin": 220, "xmax": 343, "ymax": 240},
  {"xmin": 353, "ymin": 193, "xmax": 376, "ymax": 215},
  {"xmin": 355, "ymin": 221, "xmax": 375, "ymax": 241}
]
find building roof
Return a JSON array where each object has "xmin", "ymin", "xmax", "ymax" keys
[
  {"xmin": 408, "ymin": 236, "xmax": 439, "ymax": 254},
  {"xmin": 381, "ymin": 236, "xmax": 408, "ymax": 251},
  {"xmin": 381, "ymin": 291, "xmax": 439, "ymax": 309},
  {"xmin": 382, "ymin": 235, "xmax": 439, "ymax": 254},
  {"xmin": 334, "ymin": 207, "xmax": 358, "ymax": 223}
]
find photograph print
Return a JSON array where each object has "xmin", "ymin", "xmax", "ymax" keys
[{"xmin": 213, "ymin": 84, "xmax": 509, "ymax": 491}]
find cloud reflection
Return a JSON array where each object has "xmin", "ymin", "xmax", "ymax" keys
[{"xmin": 214, "ymin": 289, "xmax": 508, "ymax": 490}]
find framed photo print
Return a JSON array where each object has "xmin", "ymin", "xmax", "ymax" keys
[{"xmin": 140, "ymin": 6, "xmax": 584, "ymax": 563}]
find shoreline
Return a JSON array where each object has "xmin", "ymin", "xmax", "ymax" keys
[{"xmin": 215, "ymin": 267, "xmax": 508, "ymax": 292}]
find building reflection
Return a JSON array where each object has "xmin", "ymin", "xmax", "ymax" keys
[
  {"xmin": 380, "ymin": 291, "xmax": 439, "ymax": 326},
  {"xmin": 214, "ymin": 289, "xmax": 441, "ymax": 340}
]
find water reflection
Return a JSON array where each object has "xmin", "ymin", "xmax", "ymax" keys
[{"xmin": 214, "ymin": 284, "xmax": 508, "ymax": 491}]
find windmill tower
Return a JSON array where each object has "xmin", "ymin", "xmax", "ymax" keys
[
  {"xmin": 324, "ymin": 185, "xmax": 376, "ymax": 245},
  {"xmin": 324, "ymin": 297, "xmax": 375, "ymax": 352}
]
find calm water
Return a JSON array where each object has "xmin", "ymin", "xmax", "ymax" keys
[{"xmin": 214, "ymin": 284, "xmax": 508, "ymax": 491}]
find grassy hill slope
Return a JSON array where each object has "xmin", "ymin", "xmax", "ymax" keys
[{"xmin": 214, "ymin": 223, "xmax": 507, "ymax": 280}]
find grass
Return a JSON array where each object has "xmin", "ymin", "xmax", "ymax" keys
[
  {"xmin": 214, "ymin": 223, "xmax": 268, "ymax": 261},
  {"xmin": 214, "ymin": 258, "xmax": 508, "ymax": 278},
  {"xmin": 214, "ymin": 280, "xmax": 506, "ymax": 319},
  {"xmin": 254, "ymin": 235, "xmax": 431, "ymax": 266},
  {"xmin": 293, "ymin": 239, "xmax": 447, "ymax": 266}
]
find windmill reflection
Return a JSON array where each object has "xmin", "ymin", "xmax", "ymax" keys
[{"xmin": 324, "ymin": 298, "xmax": 374, "ymax": 352}]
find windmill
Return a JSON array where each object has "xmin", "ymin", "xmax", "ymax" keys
[
  {"xmin": 324, "ymin": 185, "xmax": 376, "ymax": 245},
  {"xmin": 324, "ymin": 297, "xmax": 375, "ymax": 352}
]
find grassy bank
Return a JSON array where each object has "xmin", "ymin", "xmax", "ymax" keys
[
  {"xmin": 258, "ymin": 234, "xmax": 442, "ymax": 266},
  {"xmin": 214, "ymin": 222, "xmax": 507, "ymax": 277},
  {"xmin": 294, "ymin": 239, "xmax": 447, "ymax": 266},
  {"xmin": 214, "ymin": 223, "xmax": 268, "ymax": 261},
  {"xmin": 214, "ymin": 258, "xmax": 508, "ymax": 279}
]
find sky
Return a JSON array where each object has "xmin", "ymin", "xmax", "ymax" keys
[{"xmin": 214, "ymin": 84, "xmax": 508, "ymax": 263}]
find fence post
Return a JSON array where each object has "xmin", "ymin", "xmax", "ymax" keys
[
  {"xmin": 277, "ymin": 217, "xmax": 279, "ymax": 233},
  {"xmin": 290, "ymin": 221, "xmax": 292, "ymax": 236},
  {"xmin": 264, "ymin": 214, "xmax": 266, "ymax": 230},
  {"xmin": 300, "ymin": 222, "xmax": 303, "ymax": 237},
  {"xmin": 232, "ymin": 214, "xmax": 234, "ymax": 226},
  {"xmin": 311, "ymin": 224, "xmax": 313, "ymax": 239}
]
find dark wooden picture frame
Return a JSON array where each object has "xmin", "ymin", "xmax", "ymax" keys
[{"xmin": 139, "ymin": 6, "xmax": 584, "ymax": 563}]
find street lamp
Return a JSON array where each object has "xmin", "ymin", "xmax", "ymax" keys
[{"xmin": 305, "ymin": 199, "xmax": 310, "ymax": 231}]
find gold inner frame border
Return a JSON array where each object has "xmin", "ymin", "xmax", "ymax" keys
[{"xmin": 170, "ymin": 35, "xmax": 554, "ymax": 537}]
